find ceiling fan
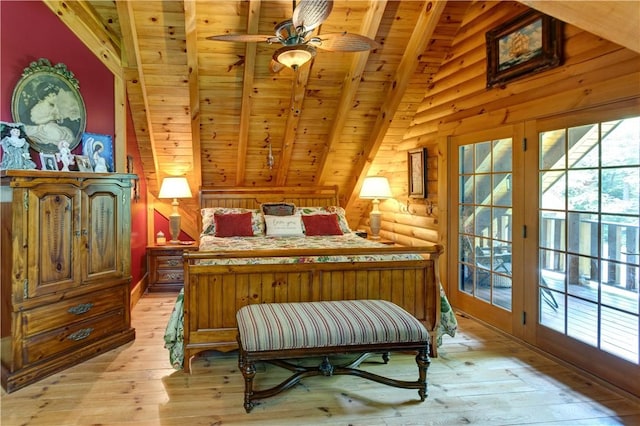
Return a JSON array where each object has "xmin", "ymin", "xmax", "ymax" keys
[{"xmin": 207, "ymin": 0, "xmax": 379, "ymax": 71}]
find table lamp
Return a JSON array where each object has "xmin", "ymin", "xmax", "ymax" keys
[
  {"xmin": 359, "ymin": 176, "xmax": 392, "ymax": 239},
  {"xmin": 158, "ymin": 177, "xmax": 192, "ymax": 243}
]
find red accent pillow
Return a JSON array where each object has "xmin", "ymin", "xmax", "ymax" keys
[
  {"xmin": 302, "ymin": 214, "xmax": 343, "ymax": 236},
  {"xmin": 214, "ymin": 212, "xmax": 254, "ymax": 237}
]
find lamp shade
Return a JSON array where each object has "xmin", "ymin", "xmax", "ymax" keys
[
  {"xmin": 159, "ymin": 177, "xmax": 192, "ymax": 199},
  {"xmin": 359, "ymin": 176, "xmax": 392, "ymax": 199},
  {"xmin": 273, "ymin": 45, "xmax": 316, "ymax": 69}
]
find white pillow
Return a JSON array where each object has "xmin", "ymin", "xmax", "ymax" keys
[{"xmin": 264, "ymin": 214, "xmax": 304, "ymax": 237}]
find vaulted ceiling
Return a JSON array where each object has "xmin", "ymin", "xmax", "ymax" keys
[{"xmin": 44, "ymin": 0, "xmax": 640, "ymax": 211}]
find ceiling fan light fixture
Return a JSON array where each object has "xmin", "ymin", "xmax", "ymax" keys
[{"xmin": 273, "ymin": 45, "xmax": 316, "ymax": 70}]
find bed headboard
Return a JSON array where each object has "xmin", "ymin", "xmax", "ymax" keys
[{"xmin": 200, "ymin": 186, "xmax": 340, "ymax": 210}]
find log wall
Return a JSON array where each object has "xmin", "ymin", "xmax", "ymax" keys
[{"xmin": 358, "ymin": 1, "xmax": 640, "ymax": 280}]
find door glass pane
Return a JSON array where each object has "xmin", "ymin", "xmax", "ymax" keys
[
  {"xmin": 540, "ymin": 129, "xmax": 565, "ymax": 170},
  {"xmin": 602, "ymin": 118, "xmax": 640, "ymax": 167},
  {"xmin": 540, "ymin": 211, "xmax": 566, "ymax": 251},
  {"xmin": 538, "ymin": 116, "xmax": 640, "ymax": 365},
  {"xmin": 602, "ymin": 167, "xmax": 639, "ymax": 214},
  {"xmin": 493, "ymin": 138, "xmax": 512, "ymax": 172},
  {"xmin": 460, "ymin": 175, "xmax": 474, "ymax": 204},
  {"xmin": 493, "ymin": 174, "xmax": 512, "ymax": 206},
  {"xmin": 475, "ymin": 174, "xmax": 491, "ymax": 205},
  {"xmin": 457, "ymin": 139, "xmax": 513, "ymax": 311},
  {"xmin": 567, "ymin": 212, "xmax": 597, "ymax": 256},
  {"xmin": 540, "ymin": 171, "xmax": 565, "ymax": 210},
  {"xmin": 567, "ymin": 169, "xmax": 598, "ymax": 212},
  {"xmin": 567, "ymin": 254, "xmax": 598, "ymax": 302},
  {"xmin": 475, "ymin": 142, "xmax": 491, "ymax": 173},
  {"xmin": 460, "ymin": 145, "xmax": 474, "ymax": 174},
  {"xmin": 492, "ymin": 207, "xmax": 512, "ymax": 242},
  {"xmin": 540, "ymin": 287, "xmax": 564, "ymax": 333},
  {"xmin": 568, "ymin": 124, "xmax": 599, "ymax": 168}
]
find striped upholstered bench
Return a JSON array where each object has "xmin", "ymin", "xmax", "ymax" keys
[{"xmin": 236, "ymin": 299, "xmax": 431, "ymax": 412}]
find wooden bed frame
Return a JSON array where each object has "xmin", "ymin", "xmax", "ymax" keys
[{"xmin": 182, "ymin": 186, "xmax": 442, "ymax": 372}]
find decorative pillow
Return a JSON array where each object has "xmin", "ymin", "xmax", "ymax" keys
[
  {"xmin": 264, "ymin": 214, "xmax": 304, "ymax": 237},
  {"xmin": 296, "ymin": 206, "xmax": 352, "ymax": 234},
  {"xmin": 201, "ymin": 207, "xmax": 264, "ymax": 236},
  {"xmin": 214, "ymin": 212, "xmax": 254, "ymax": 237},
  {"xmin": 261, "ymin": 202, "xmax": 296, "ymax": 216},
  {"xmin": 301, "ymin": 214, "xmax": 343, "ymax": 236}
]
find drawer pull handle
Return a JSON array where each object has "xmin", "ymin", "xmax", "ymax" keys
[
  {"xmin": 67, "ymin": 328, "xmax": 93, "ymax": 341},
  {"xmin": 167, "ymin": 259, "xmax": 181, "ymax": 267},
  {"xmin": 68, "ymin": 303, "xmax": 94, "ymax": 315}
]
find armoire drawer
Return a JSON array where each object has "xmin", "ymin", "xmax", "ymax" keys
[
  {"xmin": 23, "ymin": 309, "xmax": 127, "ymax": 365},
  {"xmin": 22, "ymin": 286, "xmax": 126, "ymax": 336}
]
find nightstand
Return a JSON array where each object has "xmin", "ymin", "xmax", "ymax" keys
[{"xmin": 146, "ymin": 244, "xmax": 198, "ymax": 292}]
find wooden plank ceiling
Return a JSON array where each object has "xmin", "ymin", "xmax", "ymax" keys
[
  {"xmin": 58, "ymin": 0, "xmax": 458, "ymax": 203},
  {"xmin": 47, "ymin": 0, "xmax": 640, "ymax": 236}
]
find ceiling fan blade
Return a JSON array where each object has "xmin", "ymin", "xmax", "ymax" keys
[
  {"xmin": 207, "ymin": 34, "xmax": 274, "ymax": 43},
  {"xmin": 292, "ymin": 0, "xmax": 333, "ymax": 32},
  {"xmin": 270, "ymin": 59, "xmax": 286, "ymax": 73},
  {"xmin": 311, "ymin": 32, "xmax": 380, "ymax": 52}
]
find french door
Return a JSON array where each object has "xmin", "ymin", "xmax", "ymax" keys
[
  {"xmin": 447, "ymin": 103, "xmax": 639, "ymax": 396},
  {"xmin": 526, "ymin": 106, "xmax": 639, "ymax": 396},
  {"xmin": 448, "ymin": 125, "xmax": 524, "ymax": 337}
]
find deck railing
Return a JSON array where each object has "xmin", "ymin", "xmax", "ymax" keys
[{"xmin": 540, "ymin": 215, "xmax": 638, "ymax": 291}]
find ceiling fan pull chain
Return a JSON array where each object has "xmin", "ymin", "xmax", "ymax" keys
[{"xmin": 267, "ymin": 142, "xmax": 275, "ymax": 170}]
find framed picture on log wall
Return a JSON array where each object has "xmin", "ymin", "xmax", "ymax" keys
[
  {"xmin": 408, "ymin": 148, "xmax": 427, "ymax": 198},
  {"xmin": 486, "ymin": 10, "xmax": 563, "ymax": 88}
]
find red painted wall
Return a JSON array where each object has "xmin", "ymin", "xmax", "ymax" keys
[
  {"xmin": 1, "ymin": 1, "xmax": 147, "ymax": 288},
  {"xmin": 1, "ymin": 2, "xmax": 113, "ymax": 142},
  {"xmin": 153, "ymin": 211, "xmax": 194, "ymax": 242}
]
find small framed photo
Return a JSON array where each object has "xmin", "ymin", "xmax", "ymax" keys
[
  {"xmin": 40, "ymin": 153, "xmax": 58, "ymax": 171},
  {"xmin": 75, "ymin": 155, "xmax": 93, "ymax": 172},
  {"xmin": 486, "ymin": 10, "xmax": 563, "ymax": 88},
  {"xmin": 408, "ymin": 148, "xmax": 427, "ymax": 198}
]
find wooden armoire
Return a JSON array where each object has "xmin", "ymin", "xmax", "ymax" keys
[{"xmin": 0, "ymin": 170, "xmax": 136, "ymax": 392}]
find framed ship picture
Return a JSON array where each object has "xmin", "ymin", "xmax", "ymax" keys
[{"xmin": 486, "ymin": 10, "xmax": 563, "ymax": 88}]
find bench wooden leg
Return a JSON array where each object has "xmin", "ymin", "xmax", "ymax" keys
[
  {"xmin": 416, "ymin": 348, "xmax": 430, "ymax": 401},
  {"xmin": 238, "ymin": 349, "xmax": 257, "ymax": 413}
]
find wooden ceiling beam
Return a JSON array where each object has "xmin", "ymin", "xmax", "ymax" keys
[
  {"xmin": 344, "ymin": 0, "xmax": 447, "ymax": 208},
  {"xmin": 184, "ymin": 0, "xmax": 202, "ymax": 192},
  {"xmin": 43, "ymin": 0, "xmax": 122, "ymax": 76},
  {"xmin": 316, "ymin": 0, "xmax": 387, "ymax": 186},
  {"xmin": 116, "ymin": 0, "xmax": 162, "ymax": 197},
  {"xmin": 236, "ymin": 0, "xmax": 262, "ymax": 185},
  {"xmin": 118, "ymin": 1, "xmax": 161, "ymax": 189},
  {"xmin": 518, "ymin": 1, "xmax": 640, "ymax": 54},
  {"xmin": 275, "ymin": 65, "xmax": 311, "ymax": 185}
]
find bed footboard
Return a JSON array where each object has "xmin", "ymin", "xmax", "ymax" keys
[{"xmin": 181, "ymin": 246, "xmax": 442, "ymax": 372}]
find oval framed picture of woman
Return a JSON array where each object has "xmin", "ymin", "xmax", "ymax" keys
[{"xmin": 11, "ymin": 58, "xmax": 86, "ymax": 154}]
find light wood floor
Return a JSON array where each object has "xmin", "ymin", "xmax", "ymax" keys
[{"xmin": 2, "ymin": 293, "xmax": 640, "ymax": 425}]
